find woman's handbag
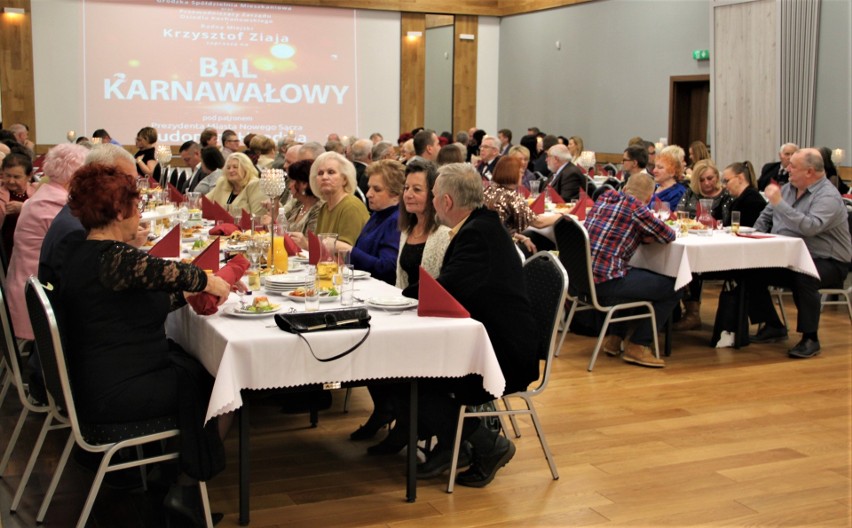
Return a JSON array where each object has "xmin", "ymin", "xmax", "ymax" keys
[{"xmin": 274, "ymin": 308, "xmax": 371, "ymax": 362}]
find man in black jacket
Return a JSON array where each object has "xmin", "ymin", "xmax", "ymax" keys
[
  {"xmin": 757, "ymin": 142, "xmax": 798, "ymax": 191},
  {"xmin": 403, "ymin": 163, "xmax": 539, "ymax": 487}
]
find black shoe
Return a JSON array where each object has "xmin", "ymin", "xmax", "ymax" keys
[
  {"xmin": 366, "ymin": 425, "xmax": 407, "ymax": 455},
  {"xmin": 164, "ymin": 484, "xmax": 224, "ymax": 526},
  {"xmin": 455, "ymin": 436, "xmax": 516, "ymax": 488},
  {"xmin": 788, "ymin": 338, "xmax": 821, "ymax": 358},
  {"xmin": 416, "ymin": 443, "xmax": 472, "ymax": 479},
  {"xmin": 750, "ymin": 324, "xmax": 788, "ymax": 344},
  {"xmin": 350, "ymin": 412, "xmax": 393, "ymax": 441}
]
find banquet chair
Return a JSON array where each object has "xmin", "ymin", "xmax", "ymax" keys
[
  {"xmin": 23, "ymin": 277, "xmax": 214, "ymax": 527},
  {"xmin": 0, "ymin": 273, "xmax": 51, "ymax": 478},
  {"xmin": 553, "ymin": 216, "xmax": 660, "ymax": 370},
  {"xmin": 773, "ymin": 280, "xmax": 852, "ymax": 327},
  {"xmin": 446, "ymin": 251, "xmax": 565, "ymax": 493}
]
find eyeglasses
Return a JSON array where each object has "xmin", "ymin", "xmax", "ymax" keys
[{"xmin": 622, "ymin": 158, "xmax": 632, "ymax": 163}]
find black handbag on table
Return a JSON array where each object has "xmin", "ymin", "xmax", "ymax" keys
[{"xmin": 274, "ymin": 308, "xmax": 371, "ymax": 362}]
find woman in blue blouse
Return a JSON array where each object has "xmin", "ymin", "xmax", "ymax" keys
[
  {"xmin": 653, "ymin": 147, "xmax": 688, "ymax": 211},
  {"xmin": 338, "ymin": 160, "xmax": 405, "ymax": 285}
]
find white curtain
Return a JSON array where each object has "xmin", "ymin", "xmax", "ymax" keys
[{"xmin": 779, "ymin": 0, "xmax": 821, "ymax": 147}]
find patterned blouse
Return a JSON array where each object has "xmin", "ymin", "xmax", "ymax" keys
[
  {"xmin": 483, "ymin": 185, "xmax": 537, "ymax": 234},
  {"xmin": 101, "ymin": 242, "xmax": 208, "ymax": 309}
]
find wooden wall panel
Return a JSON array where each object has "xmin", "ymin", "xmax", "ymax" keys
[
  {"xmin": 712, "ymin": 0, "xmax": 776, "ymax": 169},
  {"xmin": 0, "ymin": 0, "xmax": 36, "ymax": 141},
  {"xmin": 499, "ymin": 0, "xmax": 598, "ymax": 16},
  {"xmin": 452, "ymin": 15, "xmax": 477, "ymax": 134},
  {"xmin": 235, "ymin": 0, "xmax": 597, "ymax": 16},
  {"xmin": 400, "ymin": 13, "xmax": 426, "ymax": 133}
]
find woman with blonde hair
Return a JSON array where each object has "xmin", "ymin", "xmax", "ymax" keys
[
  {"xmin": 290, "ymin": 151, "xmax": 369, "ymax": 249},
  {"xmin": 688, "ymin": 140, "xmax": 710, "ymax": 171},
  {"xmin": 206, "ymin": 152, "xmax": 267, "ymax": 215},
  {"xmin": 672, "ymin": 158, "xmax": 732, "ymax": 332},
  {"xmin": 677, "ymin": 158, "xmax": 730, "ymax": 218}
]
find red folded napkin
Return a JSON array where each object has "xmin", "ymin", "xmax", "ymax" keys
[
  {"xmin": 546, "ymin": 185, "xmax": 565, "ymax": 204},
  {"xmin": 208, "ymin": 223, "xmax": 240, "ymax": 236},
  {"xmin": 147, "ymin": 226, "xmax": 180, "ymax": 258},
  {"xmin": 192, "ymin": 237, "xmax": 221, "ymax": 272},
  {"xmin": 530, "ymin": 193, "xmax": 545, "ymax": 214},
  {"xmin": 842, "ymin": 194, "xmax": 852, "ymax": 200},
  {"xmin": 239, "ymin": 209, "xmax": 252, "ymax": 231},
  {"xmin": 187, "ymin": 254, "xmax": 249, "ymax": 316},
  {"xmin": 570, "ymin": 190, "xmax": 595, "ymax": 220},
  {"xmin": 735, "ymin": 233, "xmax": 774, "ymax": 239},
  {"xmin": 308, "ymin": 230, "xmax": 320, "ymax": 265},
  {"xmin": 201, "ymin": 195, "xmax": 232, "ymax": 223},
  {"xmin": 518, "ymin": 185, "xmax": 530, "ymax": 198},
  {"xmin": 167, "ymin": 183, "xmax": 184, "ymax": 203},
  {"xmin": 282, "ymin": 232, "xmax": 301, "ymax": 257},
  {"xmin": 417, "ymin": 267, "xmax": 470, "ymax": 318}
]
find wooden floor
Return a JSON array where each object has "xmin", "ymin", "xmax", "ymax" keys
[{"xmin": 2, "ymin": 283, "xmax": 850, "ymax": 527}]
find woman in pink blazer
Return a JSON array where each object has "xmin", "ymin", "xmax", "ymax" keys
[{"xmin": 6, "ymin": 144, "xmax": 87, "ymax": 341}]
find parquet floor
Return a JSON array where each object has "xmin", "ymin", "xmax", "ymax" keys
[{"xmin": 2, "ymin": 283, "xmax": 850, "ymax": 527}]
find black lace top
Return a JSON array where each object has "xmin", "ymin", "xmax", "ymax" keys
[{"xmin": 58, "ymin": 240, "xmax": 207, "ymax": 419}]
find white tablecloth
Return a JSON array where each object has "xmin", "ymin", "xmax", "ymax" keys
[
  {"xmin": 630, "ymin": 232, "xmax": 819, "ymax": 289},
  {"xmin": 166, "ymin": 278, "xmax": 506, "ymax": 422}
]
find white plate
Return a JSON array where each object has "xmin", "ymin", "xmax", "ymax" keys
[
  {"xmin": 223, "ymin": 305, "xmax": 282, "ymax": 318},
  {"xmin": 350, "ymin": 270, "xmax": 371, "ymax": 280},
  {"xmin": 184, "ymin": 243, "xmax": 211, "ymax": 256},
  {"xmin": 724, "ymin": 226, "xmax": 756, "ymax": 234},
  {"xmin": 264, "ymin": 274, "xmax": 307, "ymax": 286},
  {"xmin": 366, "ymin": 297, "xmax": 418, "ymax": 311},
  {"xmin": 286, "ymin": 291, "xmax": 339, "ymax": 303}
]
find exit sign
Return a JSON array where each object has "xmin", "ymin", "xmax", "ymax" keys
[{"xmin": 693, "ymin": 49, "xmax": 710, "ymax": 61}]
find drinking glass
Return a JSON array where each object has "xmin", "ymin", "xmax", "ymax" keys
[
  {"xmin": 677, "ymin": 211, "xmax": 690, "ymax": 237},
  {"xmin": 529, "ymin": 180, "xmax": 541, "ymax": 198},
  {"xmin": 229, "ymin": 204, "xmax": 243, "ymax": 225},
  {"xmin": 245, "ymin": 240, "xmax": 263, "ymax": 291},
  {"xmin": 657, "ymin": 202, "xmax": 671, "ymax": 222},
  {"xmin": 304, "ymin": 265, "xmax": 319, "ymax": 312},
  {"xmin": 730, "ymin": 211, "xmax": 741, "ymax": 234}
]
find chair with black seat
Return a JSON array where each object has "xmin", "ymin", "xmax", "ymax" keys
[
  {"xmin": 553, "ymin": 216, "xmax": 660, "ymax": 370},
  {"xmin": 591, "ymin": 184, "xmax": 616, "ymax": 202},
  {"xmin": 177, "ymin": 169, "xmax": 188, "ymax": 193},
  {"xmin": 23, "ymin": 277, "xmax": 214, "ymax": 527},
  {"xmin": 445, "ymin": 251, "xmax": 565, "ymax": 493},
  {"xmin": 0, "ymin": 272, "xmax": 51, "ymax": 478}
]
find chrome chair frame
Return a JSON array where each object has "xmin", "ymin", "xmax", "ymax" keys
[
  {"xmin": 446, "ymin": 252, "xmax": 565, "ymax": 493},
  {"xmin": 24, "ymin": 277, "xmax": 214, "ymax": 527},
  {"xmin": 553, "ymin": 216, "xmax": 660, "ymax": 370},
  {"xmin": 0, "ymin": 273, "xmax": 50, "ymax": 478}
]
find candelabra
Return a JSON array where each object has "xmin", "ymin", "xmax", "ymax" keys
[
  {"xmin": 155, "ymin": 145, "xmax": 173, "ymax": 187},
  {"xmin": 260, "ymin": 168, "xmax": 288, "ymax": 273}
]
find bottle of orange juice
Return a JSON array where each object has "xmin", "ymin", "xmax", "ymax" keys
[{"xmin": 268, "ymin": 236, "xmax": 288, "ymax": 274}]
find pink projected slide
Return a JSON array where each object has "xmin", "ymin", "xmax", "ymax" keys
[{"xmin": 84, "ymin": 0, "xmax": 357, "ymax": 145}]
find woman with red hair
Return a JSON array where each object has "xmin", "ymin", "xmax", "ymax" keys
[
  {"xmin": 58, "ymin": 164, "xmax": 232, "ymax": 524},
  {"xmin": 483, "ymin": 156, "xmax": 560, "ymax": 255}
]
